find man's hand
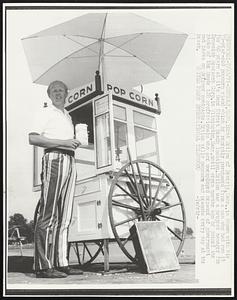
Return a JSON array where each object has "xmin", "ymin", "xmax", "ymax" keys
[
  {"xmin": 63, "ymin": 139, "xmax": 81, "ymax": 149},
  {"xmin": 29, "ymin": 133, "xmax": 81, "ymax": 150}
]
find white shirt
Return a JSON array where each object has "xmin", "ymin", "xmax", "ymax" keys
[{"xmin": 30, "ymin": 104, "xmax": 74, "ymax": 140}]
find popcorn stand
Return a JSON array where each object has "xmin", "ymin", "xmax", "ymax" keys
[
  {"xmin": 34, "ymin": 72, "xmax": 186, "ymax": 271},
  {"xmin": 23, "ymin": 12, "xmax": 188, "ymax": 272}
]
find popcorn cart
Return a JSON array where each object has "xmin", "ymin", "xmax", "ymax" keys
[
  {"xmin": 23, "ymin": 11, "xmax": 188, "ymax": 273},
  {"xmin": 47, "ymin": 72, "xmax": 186, "ymax": 271}
]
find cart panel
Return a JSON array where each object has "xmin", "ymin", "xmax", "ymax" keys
[
  {"xmin": 74, "ymin": 177, "xmax": 101, "ymax": 196},
  {"xmin": 68, "ymin": 175, "xmax": 114, "ymax": 242}
]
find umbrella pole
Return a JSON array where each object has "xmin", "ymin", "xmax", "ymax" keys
[
  {"xmin": 155, "ymin": 93, "xmax": 161, "ymax": 115},
  {"xmin": 95, "ymin": 70, "xmax": 102, "ymax": 92},
  {"xmin": 97, "ymin": 14, "xmax": 107, "ymax": 91}
]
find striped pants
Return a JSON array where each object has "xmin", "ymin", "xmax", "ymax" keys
[{"xmin": 34, "ymin": 152, "xmax": 76, "ymax": 271}]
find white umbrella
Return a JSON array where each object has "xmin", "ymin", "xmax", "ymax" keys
[{"xmin": 22, "ymin": 12, "xmax": 187, "ymax": 90}]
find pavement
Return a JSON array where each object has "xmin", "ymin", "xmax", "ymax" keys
[
  {"xmin": 6, "ymin": 242, "xmax": 196, "ymax": 289},
  {"xmin": 7, "ymin": 261, "xmax": 195, "ymax": 286}
]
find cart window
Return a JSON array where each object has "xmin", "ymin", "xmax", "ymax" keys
[
  {"xmin": 135, "ymin": 126, "xmax": 159, "ymax": 163},
  {"xmin": 95, "ymin": 113, "xmax": 112, "ymax": 168},
  {"xmin": 133, "ymin": 111, "xmax": 157, "ymax": 129},
  {"xmin": 114, "ymin": 120, "xmax": 128, "ymax": 163},
  {"xmin": 113, "ymin": 105, "xmax": 127, "ymax": 121}
]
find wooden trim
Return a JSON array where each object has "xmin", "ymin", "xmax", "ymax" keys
[
  {"xmin": 75, "ymin": 159, "xmax": 95, "ymax": 166},
  {"xmin": 112, "ymin": 95, "xmax": 160, "ymax": 114},
  {"xmin": 65, "ymin": 90, "xmax": 103, "ymax": 112}
]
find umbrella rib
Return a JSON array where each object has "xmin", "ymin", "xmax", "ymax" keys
[
  {"xmin": 104, "ymin": 33, "xmax": 143, "ymax": 56},
  {"xmin": 63, "ymin": 35, "xmax": 99, "ymax": 55},
  {"xmin": 29, "ymin": 27, "xmax": 186, "ymax": 84},
  {"xmin": 33, "ymin": 40, "xmax": 100, "ymax": 84},
  {"xmin": 21, "ymin": 33, "xmax": 100, "ymax": 41},
  {"xmin": 68, "ymin": 56, "xmax": 99, "ymax": 59},
  {"xmin": 103, "ymin": 55, "xmax": 135, "ymax": 57},
  {"xmin": 104, "ymin": 39, "xmax": 167, "ymax": 80}
]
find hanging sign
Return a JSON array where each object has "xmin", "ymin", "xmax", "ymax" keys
[
  {"xmin": 65, "ymin": 81, "xmax": 96, "ymax": 108},
  {"xmin": 65, "ymin": 80, "xmax": 157, "ymax": 112},
  {"xmin": 105, "ymin": 83, "xmax": 155, "ymax": 110}
]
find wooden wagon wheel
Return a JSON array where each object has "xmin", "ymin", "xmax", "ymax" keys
[
  {"xmin": 108, "ymin": 159, "xmax": 186, "ymax": 263},
  {"xmin": 34, "ymin": 200, "xmax": 103, "ymax": 266}
]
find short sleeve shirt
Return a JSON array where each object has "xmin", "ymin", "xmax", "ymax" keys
[{"xmin": 30, "ymin": 104, "xmax": 74, "ymax": 140}]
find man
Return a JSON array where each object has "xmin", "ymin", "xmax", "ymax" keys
[{"xmin": 29, "ymin": 80, "xmax": 83, "ymax": 278}]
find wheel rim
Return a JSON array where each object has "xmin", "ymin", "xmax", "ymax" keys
[{"xmin": 108, "ymin": 159, "xmax": 186, "ymax": 262}]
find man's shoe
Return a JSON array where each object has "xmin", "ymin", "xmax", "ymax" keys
[
  {"xmin": 36, "ymin": 268, "xmax": 68, "ymax": 278},
  {"xmin": 57, "ymin": 266, "xmax": 83, "ymax": 275}
]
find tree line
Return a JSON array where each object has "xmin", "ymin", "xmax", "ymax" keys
[{"xmin": 8, "ymin": 213, "xmax": 34, "ymax": 244}]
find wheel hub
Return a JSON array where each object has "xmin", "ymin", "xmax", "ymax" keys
[
  {"xmin": 145, "ymin": 206, "xmax": 162, "ymax": 217},
  {"xmin": 151, "ymin": 207, "xmax": 161, "ymax": 216}
]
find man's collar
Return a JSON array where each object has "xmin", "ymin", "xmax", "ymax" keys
[{"xmin": 47, "ymin": 103, "xmax": 68, "ymax": 114}]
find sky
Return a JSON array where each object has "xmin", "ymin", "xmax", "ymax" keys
[{"xmin": 5, "ymin": 4, "xmax": 233, "ymax": 233}]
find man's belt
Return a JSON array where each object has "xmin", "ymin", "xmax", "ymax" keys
[{"xmin": 44, "ymin": 148, "xmax": 75, "ymax": 157}]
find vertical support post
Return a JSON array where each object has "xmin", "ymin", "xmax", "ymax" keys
[
  {"xmin": 75, "ymin": 242, "xmax": 81, "ymax": 265},
  {"xmin": 155, "ymin": 93, "xmax": 161, "ymax": 114},
  {"xmin": 67, "ymin": 242, "xmax": 71, "ymax": 262},
  {"xmin": 103, "ymin": 239, "xmax": 109, "ymax": 272},
  {"xmin": 95, "ymin": 70, "xmax": 102, "ymax": 92}
]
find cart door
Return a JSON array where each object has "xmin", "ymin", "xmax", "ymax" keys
[{"xmin": 94, "ymin": 93, "xmax": 115, "ymax": 174}]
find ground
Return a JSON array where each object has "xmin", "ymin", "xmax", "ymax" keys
[{"xmin": 6, "ymin": 240, "xmax": 196, "ymax": 289}]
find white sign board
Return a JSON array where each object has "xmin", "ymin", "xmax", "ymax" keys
[{"xmin": 65, "ymin": 81, "xmax": 96, "ymax": 108}]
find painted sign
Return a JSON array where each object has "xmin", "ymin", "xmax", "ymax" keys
[
  {"xmin": 106, "ymin": 83, "xmax": 155, "ymax": 110},
  {"xmin": 65, "ymin": 81, "xmax": 96, "ymax": 108},
  {"xmin": 65, "ymin": 81, "xmax": 156, "ymax": 112}
]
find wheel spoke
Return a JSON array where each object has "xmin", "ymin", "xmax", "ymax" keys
[
  {"xmin": 116, "ymin": 182, "xmax": 139, "ymax": 203},
  {"xmin": 154, "ymin": 216, "xmax": 183, "ymax": 241},
  {"xmin": 151, "ymin": 172, "xmax": 165, "ymax": 208},
  {"xmin": 121, "ymin": 232, "xmax": 134, "ymax": 246},
  {"xmin": 112, "ymin": 193, "xmax": 128, "ymax": 197},
  {"xmin": 95, "ymin": 241, "xmax": 104, "ymax": 255},
  {"xmin": 71, "ymin": 242, "xmax": 102, "ymax": 266},
  {"xmin": 159, "ymin": 214, "xmax": 184, "ymax": 223},
  {"xmin": 160, "ymin": 186, "xmax": 174, "ymax": 201},
  {"xmin": 167, "ymin": 226, "xmax": 183, "ymax": 241},
  {"xmin": 124, "ymin": 169, "xmax": 137, "ymax": 193},
  {"xmin": 73, "ymin": 243, "xmax": 81, "ymax": 264},
  {"xmin": 153, "ymin": 186, "xmax": 174, "ymax": 208},
  {"xmin": 82, "ymin": 243, "xmax": 86, "ymax": 262},
  {"xmin": 124, "ymin": 169, "xmax": 141, "ymax": 205},
  {"xmin": 112, "ymin": 199, "xmax": 139, "ymax": 212},
  {"xmin": 136, "ymin": 162, "xmax": 149, "ymax": 207},
  {"xmin": 115, "ymin": 216, "xmax": 138, "ymax": 227},
  {"xmin": 129, "ymin": 162, "xmax": 146, "ymax": 220},
  {"xmin": 84, "ymin": 243, "xmax": 93, "ymax": 258},
  {"xmin": 160, "ymin": 202, "xmax": 181, "ymax": 210}
]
